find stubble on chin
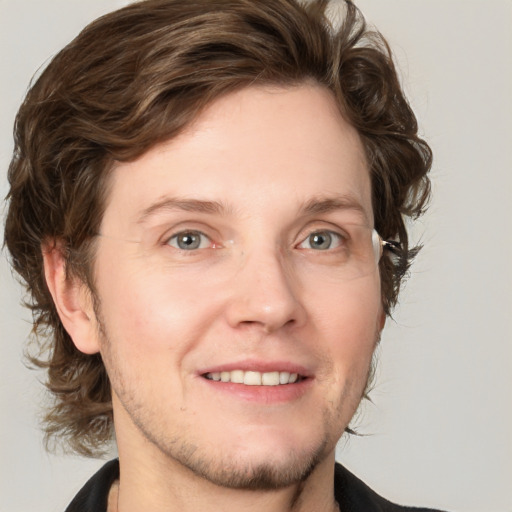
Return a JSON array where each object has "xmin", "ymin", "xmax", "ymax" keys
[
  {"xmin": 152, "ymin": 434, "xmax": 331, "ymax": 491},
  {"xmin": 97, "ymin": 298, "xmax": 378, "ymax": 493},
  {"xmin": 126, "ymin": 377, "xmax": 362, "ymax": 493}
]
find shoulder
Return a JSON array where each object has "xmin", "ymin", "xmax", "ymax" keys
[
  {"xmin": 64, "ymin": 459, "xmax": 119, "ymax": 512},
  {"xmin": 334, "ymin": 462, "xmax": 447, "ymax": 512}
]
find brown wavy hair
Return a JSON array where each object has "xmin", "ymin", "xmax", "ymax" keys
[{"xmin": 4, "ymin": 0, "xmax": 432, "ymax": 456}]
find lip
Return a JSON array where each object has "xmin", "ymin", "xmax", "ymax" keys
[
  {"xmin": 197, "ymin": 359, "xmax": 314, "ymax": 404},
  {"xmin": 198, "ymin": 359, "xmax": 312, "ymax": 377}
]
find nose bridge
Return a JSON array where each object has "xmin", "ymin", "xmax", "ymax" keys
[{"xmin": 226, "ymin": 242, "xmax": 305, "ymax": 332}]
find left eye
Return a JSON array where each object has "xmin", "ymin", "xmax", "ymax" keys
[
  {"xmin": 167, "ymin": 231, "xmax": 212, "ymax": 250},
  {"xmin": 298, "ymin": 230, "xmax": 343, "ymax": 251}
]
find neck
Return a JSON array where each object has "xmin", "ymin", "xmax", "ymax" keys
[
  {"xmin": 109, "ymin": 392, "xmax": 342, "ymax": 512},
  {"xmin": 111, "ymin": 447, "xmax": 339, "ymax": 512}
]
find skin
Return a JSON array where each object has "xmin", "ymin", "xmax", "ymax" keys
[{"xmin": 45, "ymin": 83, "xmax": 385, "ymax": 512}]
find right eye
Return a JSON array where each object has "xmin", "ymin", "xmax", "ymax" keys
[
  {"xmin": 166, "ymin": 230, "xmax": 212, "ymax": 251},
  {"xmin": 297, "ymin": 230, "xmax": 344, "ymax": 251}
]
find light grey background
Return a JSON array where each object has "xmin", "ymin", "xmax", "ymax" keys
[{"xmin": 1, "ymin": 1, "xmax": 511, "ymax": 511}]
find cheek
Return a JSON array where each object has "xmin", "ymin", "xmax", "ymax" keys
[
  {"xmin": 309, "ymin": 268, "xmax": 382, "ymax": 324},
  {"xmin": 307, "ymin": 274, "xmax": 382, "ymax": 368},
  {"xmin": 94, "ymin": 259, "xmax": 220, "ymax": 363}
]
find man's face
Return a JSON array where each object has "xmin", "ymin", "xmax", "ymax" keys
[{"xmin": 86, "ymin": 84, "xmax": 384, "ymax": 488}]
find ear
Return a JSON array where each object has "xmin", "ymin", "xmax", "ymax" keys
[{"xmin": 42, "ymin": 241, "xmax": 100, "ymax": 355}]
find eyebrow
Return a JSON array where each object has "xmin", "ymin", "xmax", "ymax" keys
[
  {"xmin": 136, "ymin": 194, "xmax": 369, "ymax": 224},
  {"xmin": 137, "ymin": 197, "xmax": 228, "ymax": 224},
  {"xmin": 300, "ymin": 195, "xmax": 369, "ymax": 222}
]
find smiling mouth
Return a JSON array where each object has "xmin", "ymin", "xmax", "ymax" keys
[{"xmin": 203, "ymin": 370, "xmax": 305, "ymax": 386}]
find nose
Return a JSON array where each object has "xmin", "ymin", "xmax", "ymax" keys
[{"xmin": 224, "ymin": 247, "xmax": 306, "ymax": 333}]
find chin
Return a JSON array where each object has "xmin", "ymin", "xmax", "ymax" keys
[{"xmin": 174, "ymin": 438, "xmax": 330, "ymax": 491}]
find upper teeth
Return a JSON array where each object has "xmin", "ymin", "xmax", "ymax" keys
[{"xmin": 205, "ymin": 370, "xmax": 299, "ymax": 386}]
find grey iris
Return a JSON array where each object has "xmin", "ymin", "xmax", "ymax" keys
[
  {"xmin": 177, "ymin": 232, "xmax": 202, "ymax": 250},
  {"xmin": 309, "ymin": 231, "xmax": 332, "ymax": 250}
]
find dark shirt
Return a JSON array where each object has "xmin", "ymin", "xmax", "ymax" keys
[{"xmin": 65, "ymin": 459, "xmax": 446, "ymax": 512}]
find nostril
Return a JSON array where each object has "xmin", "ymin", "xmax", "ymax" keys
[{"xmin": 236, "ymin": 318, "xmax": 296, "ymax": 333}]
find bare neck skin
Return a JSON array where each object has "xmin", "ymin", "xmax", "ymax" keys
[{"xmin": 109, "ymin": 434, "xmax": 339, "ymax": 512}]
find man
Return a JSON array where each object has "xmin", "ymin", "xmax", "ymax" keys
[{"xmin": 4, "ymin": 0, "xmax": 439, "ymax": 510}]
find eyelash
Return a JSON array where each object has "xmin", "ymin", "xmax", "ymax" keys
[
  {"xmin": 166, "ymin": 230, "xmax": 215, "ymax": 251},
  {"xmin": 297, "ymin": 230, "xmax": 345, "ymax": 251},
  {"xmin": 164, "ymin": 228, "xmax": 346, "ymax": 252}
]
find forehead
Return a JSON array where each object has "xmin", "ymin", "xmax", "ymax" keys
[{"xmin": 102, "ymin": 84, "xmax": 372, "ymax": 233}]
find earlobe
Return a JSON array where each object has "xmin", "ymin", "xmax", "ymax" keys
[{"xmin": 42, "ymin": 241, "xmax": 100, "ymax": 355}]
